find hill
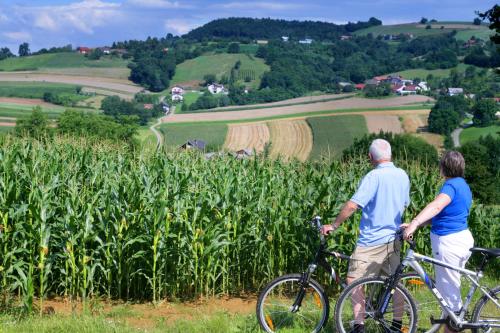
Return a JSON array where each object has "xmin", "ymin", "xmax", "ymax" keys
[
  {"xmin": 354, "ymin": 21, "xmax": 492, "ymax": 40},
  {"xmin": 183, "ymin": 17, "xmax": 382, "ymax": 41},
  {"xmin": 171, "ymin": 53, "xmax": 269, "ymax": 88}
]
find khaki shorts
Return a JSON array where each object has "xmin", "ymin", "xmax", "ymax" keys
[{"xmin": 347, "ymin": 239, "xmax": 401, "ymax": 280}]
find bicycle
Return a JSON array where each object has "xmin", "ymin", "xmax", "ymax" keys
[
  {"xmin": 256, "ymin": 216, "xmax": 443, "ymax": 333},
  {"xmin": 334, "ymin": 233, "xmax": 500, "ymax": 333}
]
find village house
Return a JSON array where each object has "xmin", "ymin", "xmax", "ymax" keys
[
  {"xmin": 448, "ymin": 88, "xmax": 464, "ymax": 96},
  {"xmin": 99, "ymin": 47, "xmax": 111, "ymax": 55},
  {"xmin": 171, "ymin": 86, "xmax": 185, "ymax": 95},
  {"xmin": 355, "ymin": 83, "xmax": 366, "ymax": 90},
  {"xmin": 256, "ymin": 40, "xmax": 268, "ymax": 44},
  {"xmin": 77, "ymin": 47, "xmax": 91, "ymax": 54},
  {"xmin": 111, "ymin": 48, "xmax": 128, "ymax": 56},
  {"xmin": 208, "ymin": 83, "xmax": 226, "ymax": 94},
  {"xmin": 281, "ymin": 36, "xmax": 289, "ymax": 42},
  {"xmin": 417, "ymin": 81, "xmax": 429, "ymax": 91},
  {"xmin": 340, "ymin": 35, "xmax": 352, "ymax": 41},
  {"xmin": 172, "ymin": 94, "xmax": 184, "ymax": 102},
  {"xmin": 180, "ymin": 139, "xmax": 206, "ymax": 151},
  {"xmin": 299, "ymin": 38, "xmax": 313, "ymax": 44}
]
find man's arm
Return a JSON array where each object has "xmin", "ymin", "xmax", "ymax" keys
[{"xmin": 321, "ymin": 200, "xmax": 359, "ymax": 235}]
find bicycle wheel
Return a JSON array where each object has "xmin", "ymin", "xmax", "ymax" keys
[
  {"xmin": 335, "ymin": 277, "xmax": 418, "ymax": 333},
  {"xmin": 256, "ymin": 273, "xmax": 329, "ymax": 333},
  {"xmin": 400, "ymin": 273, "xmax": 444, "ymax": 333},
  {"xmin": 471, "ymin": 286, "xmax": 500, "ymax": 333}
]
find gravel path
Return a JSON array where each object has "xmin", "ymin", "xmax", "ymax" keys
[{"xmin": 451, "ymin": 128, "xmax": 463, "ymax": 147}]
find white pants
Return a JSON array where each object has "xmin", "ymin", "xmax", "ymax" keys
[{"xmin": 430, "ymin": 229, "xmax": 474, "ymax": 312}]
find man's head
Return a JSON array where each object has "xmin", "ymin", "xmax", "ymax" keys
[{"xmin": 368, "ymin": 139, "xmax": 392, "ymax": 165}]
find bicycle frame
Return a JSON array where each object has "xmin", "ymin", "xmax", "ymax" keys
[{"xmin": 377, "ymin": 244, "xmax": 500, "ymax": 330}]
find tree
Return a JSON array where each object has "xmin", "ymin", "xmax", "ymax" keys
[
  {"xmin": 473, "ymin": 18, "xmax": 482, "ymax": 26},
  {"xmin": 472, "ymin": 99, "xmax": 498, "ymax": 126},
  {"xmin": 203, "ymin": 73, "xmax": 216, "ymax": 85},
  {"xmin": 428, "ymin": 101, "xmax": 460, "ymax": 135},
  {"xmin": 18, "ymin": 42, "xmax": 30, "ymax": 57},
  {"xmin": 227, "ymin": 42, "xmax": 240, "ymax": 53},
  {"xmin": 0, "ymin": 47, "xmax": 14, "ymax": 61},
  {"xmin": 87, "ymin": 48, "xmax": 103, "ymax": 60},
  {"xmin": 15, "ymin": 106, "xmax": 49, "ymax": 137},
  {"xmin": 420, "ymin": 17, "xmax": 428, "ymax": 24},
  {"xmin": 425, "ymin": 24, "xmax": 432, "ymax": 30},
  {"xmin": 480, "ymin": 5, "xmax": 500, "ymax": 44}
]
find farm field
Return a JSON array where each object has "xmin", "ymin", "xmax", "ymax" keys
[
  {"xmin": 388, "ymin": 63, "xmax": 471, "ymax": 80},
  {"xmin": 178, "ymin": 91, "xmax": 203, "ymax": 111},
  {"xmin": 268, "ymin": 120, "xmax": 313, "ymax": 161},
  {"xmin": 365, "ymin": 115, "xmax": 403, "ymax": 134},
  {"xmin": 0, "ymin": 81, "xmax": 81, "ymax": 99},
  {"xmin": 460, "ymin": 124, "xmax": 500, "ymax": 144},
  {"xmin": 164, "ymin": 95, "xmax": 433, "ymax": 123},
  {"xmin": 307, "ymin": 115, "xmax": 368, "ymax": 159},
  {"xmin": 170, "ymin": 53, "xmax": 269, "ymax": 88},
  {"xmin": 0, "ymin": 52, "xmax": 129, "ymax": 71},
  {"xmin": 224, "ymin": 123, "xmax": 270, "ymax": 153},
  {"xmin": 161, "ymin": 122, "xmax": 228, "ymax": 149},
  {"xmin": 354, "ymin": 22, "xmax": 491, "ymax": 38}
]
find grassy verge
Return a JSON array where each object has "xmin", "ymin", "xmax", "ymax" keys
[
  {"xmin": 460, "ymin": 123, "xmax": 500, "ymax": 144},
  {"xmin": 160, "ymin": 123, "xmax": 228, "ymax": 150},
  {"xmin": 307, "ymin": 115, "xmax": 368, "ymax": 160}
]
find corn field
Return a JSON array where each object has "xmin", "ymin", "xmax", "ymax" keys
[{"xmin": 0, "ymin": 136, "xmax": 497, "ymax": 312}]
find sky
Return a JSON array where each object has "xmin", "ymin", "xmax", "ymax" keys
[{"xmin": 0, "ymin": 0, "xmax": 497, "ymax": 53}]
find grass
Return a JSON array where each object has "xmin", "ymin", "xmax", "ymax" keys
[
  {"xmin": 307, "ymin": 115, "xmax": 368, "ymax": 160},
  {"xmin": 160, "ymin": 123, "xmax": 228, "ymax": 150},
  {"xmin": 0, "ymin": 81, "xmax": 81, "ymax": 99},
  {"xmin": 460, "ymin": 123, "xmax": 500, "ymax": 144},
  {"xmin": 0, "ymin": 52, "xmax": 129, "ymax": 71},
  {"xmin": 238, "ymin": 44, "xmax": 260, "ymax": 55},
  {"xmin": 179, "ymin": 91, "xmax": 203, "ymax": 111},
  {"xmin": 171, "ymin": 53, "xmax": 269, "ymax": 88},
  {"xmin": 387, "ymin": 63, "xmax": 471, "ymax": 80},
  {"xmin": 354, "ymin": 22, "xmax": 491, "ymax": 38}
]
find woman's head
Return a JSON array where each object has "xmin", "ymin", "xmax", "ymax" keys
[{"xmin": 439, "ymin": 151, "xmax": 465, "ymax": 178}]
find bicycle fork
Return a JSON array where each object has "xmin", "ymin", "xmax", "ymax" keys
[{"xmin": 290, "ymin": 264, "xmax": 317, "ymax": 313}]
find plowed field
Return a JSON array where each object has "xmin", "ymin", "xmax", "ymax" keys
[
  {"xmin": 365, "ymin": 115, "xmax": 403, "ymax": 134},
  {"xmin": 268, "ymin": 120, "xmax": 313, "ymax": 161},
  {"xmin": 224, "ymin": 123, "xmax": 270, "ymax": 152}
]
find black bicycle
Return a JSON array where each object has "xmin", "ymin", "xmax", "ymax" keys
[{"xmin": 256, "ymin": 217, "xmax": 443, "ymax": 333}]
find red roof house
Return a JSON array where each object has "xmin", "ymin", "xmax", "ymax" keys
[
  {"xmin": 77, "ymin": 47, "xmax": 91, "ymax": 54},
  {"xmin": 355, "ymin": 83, "xmax": 366, "ymax": 90}
]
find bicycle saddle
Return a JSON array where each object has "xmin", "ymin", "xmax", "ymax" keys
[{"xmin": 469, "ymin": 247, "xmax": 500, "ymax": 258}]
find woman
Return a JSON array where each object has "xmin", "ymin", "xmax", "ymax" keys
[{"xmin": 403, "ymin": 151, "xmax": 474, "ymax": 332}]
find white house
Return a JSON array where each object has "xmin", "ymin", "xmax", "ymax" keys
[
  {"xmin": 208, "ymin": 83, "xmax": 226, "ymax": 94},
  {"xmin": 171, "ymin": 86, "xmax": 185, "ymax": 95},
  {"xmin": 281, "ymin": 36, "xmax": 289, "ymax": 42},
  {"xmin": 417, "ymin": 82, "xmax": 429, "ymax": 91},
  {"xmin": 172, "ymin": 94, "xmax": 184, "ymax": 102},
  {"xmin": 299, "ymin": 38, "xmax": 313, "ymax": 44},
  {"xmin": 448, "ymin": 88, "xmax": 464, "ymax": 96}
]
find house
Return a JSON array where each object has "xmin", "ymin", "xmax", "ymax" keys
[
  {"xmin": 385, "ymin": 75, "xmax": 404, "ymax": 85},
  {"xmin": 299, "ymin": 38, "xmax": 313, "ymax": 44},
  {"xmin": 355, "ymin": 83, "xmax": 366, "ymax": 90},
  {"xmin": 172, "ymin": 94, "xmax": 184, "ymax": 102},
  {"xmin": 171, "ymin": 86, "xmax": 185, "ymax": 95},
  {"xmin": 163, "ymin": 48, "xmax": 169, "ymax": 53},
  {"xmin": 162, "ymin": 103, "xmax": 170, "ymax": 114},
  {"xmin": 365, "ymin": 79, "xmax": 379, "ymax": 86},
  {"xmin": 111, "ymin": 48, "xmax": 128, "ymax": 55},
  {"xmin": 338, "ymin": 82, "xmax": 352, "ymax": 88},
  {"xmin": 256, "ymin": 40, "xmax": 268, "ymax": 45},
  {"xmin": 281, "ymin": 36, "xmax": 289, "ymax": 42},
  {"xmin": 417, "ymin": 81, "xmax": 429, "ymax": 91},
  {"xmin": 180, "ymin": 139, "xmax": 206, "ymax": 151},
  {"xmin": 463, "ymin": 38, "xmax": 478, "ymax": 49},
  {"xmin": 234, "ymin": 149, "xmax": 253, "ymax": 159},
  {"xmin": 208, "ymin": 83, "xmax": 226, "ymax": 94},
  {"xmin": 448, "ymin": 88, "xmax": 464, "ymax": 96},
  {"xmin": 77, "ymin": 47, "xmax": 91, "ymax": 54},
  {"xmin": 99, "ymin": 47, "xmax": 111, "ymax": 55},
  {"xmin": 143, "ymin": 104, "xmax": 154, "ymax": 110},
  {"xmin": 394, "ymin": 84, "xmax": 417, "ymax": 95},
  {"xmin": 340, "ymin": 35, "xmax": 352, "ymax": 41},
  {"xmin": 373, "ymin": 75, "xmax": 388, "ymax": 82}
]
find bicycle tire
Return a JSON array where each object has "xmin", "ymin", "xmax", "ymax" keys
[
  {"xmin": 400, "ymin": 273, "xmax": 444, "ymax": 333},
  {"xmin": 334, "ymin": 276, "xmax": 418, "ymax": 333},
  {"xmin": 471, "ymin": 285, "xmax": 500, "ymax": 333},
  {"xmin": 256, "ymin": 273, "xmax": 329, "ymax": 333}
]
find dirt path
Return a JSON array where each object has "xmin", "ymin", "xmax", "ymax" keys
[
  {"xmin": 224, "ymin": 123, "xmax": 270, "ymax": 152},
  {"xmin": 268, "ymin": 120, "xmax": 313, "ymax": 161},
  {"xmin": 164, "ymin": 96, "xmax": 433, "ymax": 123},
  {"xmin": 452, "ymin": 128, "xmax": 463, "ymax": 147},
  {"xmin": 365, "ymin": 115, "xmax": 403, "ymax": 134},
  {"xmin": 0, "ymin": 72, "xmax": 142, "ymax": 94}
]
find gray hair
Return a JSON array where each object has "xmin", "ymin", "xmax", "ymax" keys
[
  {"xmin": 440, "ymin": 151, "xmax": 465, "ymax": 178},
  {"xmin": 369, "ymin": 139, "xmax": 392, "ymax": 161}
]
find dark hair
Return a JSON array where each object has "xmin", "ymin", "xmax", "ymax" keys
[{"xmin": 439, "ymin": 151, "xmax": 465, "ymax": 178}]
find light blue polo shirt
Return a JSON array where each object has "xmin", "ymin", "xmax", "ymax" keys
[{"xmin": 350, "ymin": 162, "xmax": 410, "ymax": 247}]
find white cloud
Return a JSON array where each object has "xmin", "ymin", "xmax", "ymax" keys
[
  {"xmin": 13, "ymin": 0, "xmax": 123, "ymax": 34},
  {"xmin": 220, "ymin": 2, "xmax": 303, "ymax": 10},
  {"xmin": 3, "ymin": 31, "xmax": 32, "ymax": 41},
  {"xmin": 127, "ymin": 0, "xmax": 185, "ymax": 8},
  {"xmin": 164, "ymin": 19, "xmax": 196, "ymax": 35}
]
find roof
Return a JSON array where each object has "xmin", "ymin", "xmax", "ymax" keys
[
  {"xmin": 365, "ymin": 79, "xmax": 379, "ymax": 85},
  {"xmin": 181, "ymin": 139, "xmax": 206, "ymax": 150},
  {"xmin": 373, "ymin": 75, "xmax": 388, "ymax": 81},
  {"xmin": 448, "ymin": 88, "xmax": 464, "ymax": 93},
  {"xmin": 355, "ymin": 83, "xmax": 365, "ymax": 90},
  {"xmin": 77, "ymin": 47, "xmax": 91, "ymax": 51},
  {"xmin": 391, "ymin": 84, "xmax": 404, "ymax": 92},
  {"xmin": 404, "ymin": 85, "xmax": 417, "ymax": 91}
]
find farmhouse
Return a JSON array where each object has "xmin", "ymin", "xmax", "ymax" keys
[
  {"xmin": 77, "ymin": 47, "xmax": 91, "ymax": 54},
  {"xmin": 180, "ymin": 139, "xmax": 206, "ymax": 151},
  {"xmin": 208, "ymin": 83, "xmax": 226, "ymax": 94},
  {"xmin": 172, "ymin": 94, "xmax": 184, "ymax": 102},
  {"xmin": 448, "ymin": 88, "xmax": 464, "ymax": 96},
  {"xmin": 99, "ymin": 47, "xmax": 111, "ymax": 54},
  {"xmin": 172, "ymin": 86, "xmax": 185, "ymax": 95},
  {"xmin": 417, "ymin": 82, "xmax": 429, "ymax": 91},
  {"xmin": 355, "ymin": 83, "xmax": 366, "ymax": 90}
]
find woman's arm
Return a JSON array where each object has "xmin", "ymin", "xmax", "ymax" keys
[{"xmin": 403, "ymin": 193, "xmax": 452, "ymax": 239}]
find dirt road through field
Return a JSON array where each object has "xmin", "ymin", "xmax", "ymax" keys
[{"xmin": 165, "ymin": 96, "xmax": 433, "ymax": 123}]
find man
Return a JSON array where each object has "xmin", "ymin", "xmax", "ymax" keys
[{"xmin": 321, "ymin": 138, "xmax": 410, "ymax": 332}]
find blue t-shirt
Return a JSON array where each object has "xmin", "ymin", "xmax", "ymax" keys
[
  {"xmin": 350, "ymin": 162, "xmax": 410, "ymax": 247},
  {"xmin": 431, "ymin": 177, "xmax": 472, "ymax": 236}
]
